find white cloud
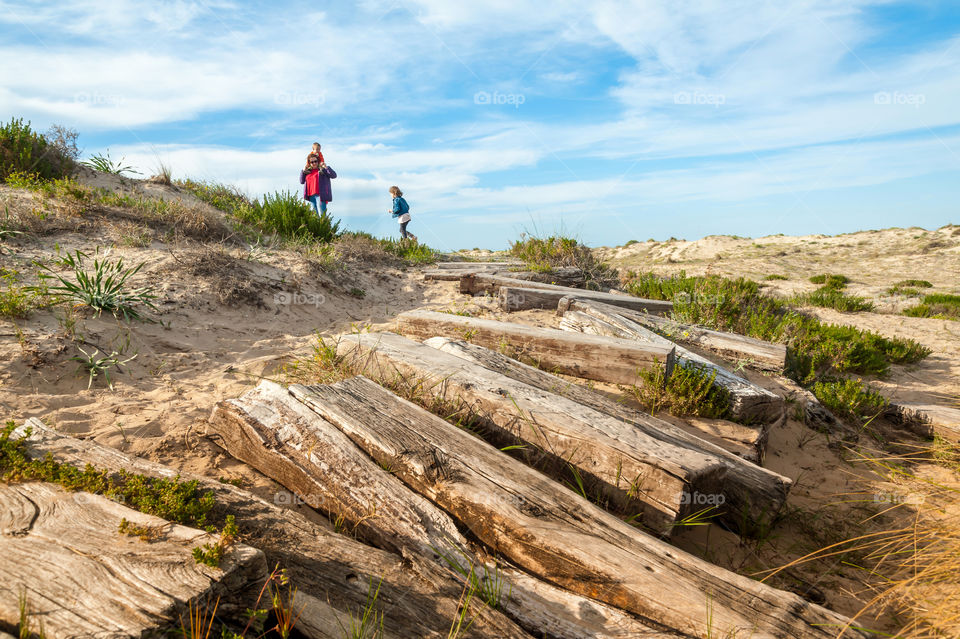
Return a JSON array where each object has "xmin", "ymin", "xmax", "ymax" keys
[{"xmin": 3, "ymin": 0, "xmax": 957, "ymax": 246}]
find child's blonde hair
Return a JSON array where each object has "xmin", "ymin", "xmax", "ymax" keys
[{"xmin": 389, "ymin": 186, "xmax": 403, "ymax": 197}]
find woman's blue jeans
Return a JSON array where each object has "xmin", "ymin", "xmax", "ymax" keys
[{"xmin": 307, "ymin": 196, "xmax": 327, "ymax": 214}]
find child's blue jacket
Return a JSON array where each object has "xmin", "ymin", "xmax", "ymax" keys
[{"xmin": 391, "ymin": 196, "xmax": 410, "ymax": 217}]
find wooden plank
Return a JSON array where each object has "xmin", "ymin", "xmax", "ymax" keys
[
  {"xmin": 458, "ymin": 272, "xmax": 569, "ymax": 294},
  {"xmin": 558, "ymin": 300, "xmax": 785, "ymax": 424},
  {"xmin": 293, "ymin": 376, "xmax": 869, "ymax": 639},
  {"xmin": 427, "ymin": 267, "xmax": 587, "ymax": 286},
  {"xmin": 212, "ymin": 381, "xmax": 680, "ymax": 639},
  {"xmin": 499, "ymin": 285, "xmax": 673, "ymax": 315},
  {"xmin": 435, "ymin": 261, "xmax": 523, "ymax": 269},
  {"xmin": 11, "ymin": 419, "xmax": 528, "ymax": 639},
  {"xmin": 424, "ymin": 335, "xmax": 790, "ymax": 504},
  {"xmin": 395, "ymin": 309, "xmax": 675, "ymax": 385},
  {"xmin": 560, "ymin": 298, "xmax": 787, "ymax": 372},
  {"xmin": 0, "ymin": 481, "xmax": 267, "ymax": 639},
  {"xmin": 334, "ymin": 332, "xmax": 790, "ymax": 536},
  {"xmin": 426, "ymin": 335, "xmax": 764, "ymax": 461},
  {"xmin": 424, "ymin": 268, "xmax": 476, "ymax": 281},
  {"xmin": 887, "ymin": 403, "xmax": 960, "ymax": 442},
  {"xmin": 460, "ymin": 274, "xmax": 672, "ymax": 314},
  {"xmin": 209, "ymin": 380, "xmax": 466, "ymax": 560}
]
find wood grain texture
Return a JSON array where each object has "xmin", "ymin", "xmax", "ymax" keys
[
  {"xmin": 293, "ymin": 376, "xmax": 869, "ymax": 639},
  {"xmin": 395, "ymin": 309, "xmax": 675, "ymax": 385},
  {"xmin": 499, "ymin": 286, "xmax": 674, "ymax": 315},
  {"xmin": 887, "ymin": 403, "xmax": 960, "ymax": 442},
  {"xmin": 557, "ymin": 300, "xmax": 785, "ymax": 424},
  {"xmin": 214, "ymin": 381, "xmax": 682, "ymax": 639},
  {"xmin": 209, "ymin": 380, "xmax": 465, "ymax": 560},
  {"xmin": 11, "ymin": 420, "xmax": 525, "ymax": 639},
  {"xmin": 0, "ymin": 481, "xmax": 266, "ymax": 639},
  {"xmin": 334, "ymin": 332, "xmax": 789, "ymax": 536},
  {"xmin": 424, "ymin": 335, "xmax": 760, "ymax": 460},
  {"xmin": 435, "ymin": 261, "xmax": 524, "ymax": 269},
  {"xmin": 422, "ymin": 337, "xmax": 792, "ymax": 525},
  {"xmin": 424, "ymin": 269, "xmax": 480, "ymax": 281},
  {"xmin": 557, "ymin": 300, "xmax": 787, "ymax": 372}
]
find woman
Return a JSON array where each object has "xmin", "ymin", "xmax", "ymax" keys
[{"xmin": 299, "ymin": 153, "xmax": 337, "ymax": 215}]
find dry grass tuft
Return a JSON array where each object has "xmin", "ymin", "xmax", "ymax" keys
[
  {"xmin": 166, "ymin": 248, "xmax": 264, "ymax": 306},
  {"xmin": 765, "ymin": 441, "xmax": 960, "ymax": 638}
]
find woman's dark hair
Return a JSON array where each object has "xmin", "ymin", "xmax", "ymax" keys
[{"xmin": 389, "ymin": 186, "xmax": 403, "ymax": 197}]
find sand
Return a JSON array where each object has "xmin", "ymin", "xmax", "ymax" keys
[{"xmin": 2, "ymin": 171, "xmax": 958, "ymax": 632}]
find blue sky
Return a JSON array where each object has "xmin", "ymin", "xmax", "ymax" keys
[{"xmin": 2, "ymin": 1, "xmax": 958, "ymax": 250}]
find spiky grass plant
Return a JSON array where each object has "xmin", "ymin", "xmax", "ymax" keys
[
  {"xmin": 71, "ymin": 346, "xmax": 137, "ymax": 390},
  {"xmin": 81, "ymin": 150, "xmax": 141, "ymax": 176},
  {"xmin": 35, "ymin": 249, "xmax": 158, "ymax": 320}
]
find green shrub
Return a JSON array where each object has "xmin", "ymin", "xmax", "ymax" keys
[
  {"xmin": 796, "ymin": 286, "xmax": 874, "ymax": 312},
  {"xmin": 1, "ymin": 422, "xmax": 215, "ymax": 529},
  {"xmin": 808, "ymin": 274, "xmax": 850, "ymax": 288},
  {"xmin": 626, "ymin": 363, "xmax": 731, "ymax": 419},
  {"xmin": 335, "ymin": 231, "xmax": 438, "ymax": 265},
  {"xmin": 893, "ymin": 279, "xmax": 933, "ymax": 289},
  {"xmin": 510, "ymin": 234, "xmax": 584, "ymax": 270},
  {"xmin": 509, "ymin": 233, "xmax": 615, "ymax": 288},
  {"xmin": 0, "ymin": 268, "xmax": 36, "ymax": 318},
  {"xmin": 176, "ymin": 178, "xmax": 251, "ymax": 214},
  {"xmin": 764, "ymin": 274, "xmax": 788, "ymax": 281},
  {"xmin": 621, "ymin": 270, "xmax": 931, "ymax": 385},
  {"xmin": 903, "ymin": 293, "xmax": 960, "ymax": 320},
  {"xmin": 887, "ymin": 285, "xmax": 921, "ymax": 297},
  {"xmin": 0, "ymin": 118, "xmax": 74, "ymax": 182},
  {"xmin": 812, "ymin": 378, "xmax": 888, "ymax": 425},
  {"xmin": 235, "ymin": 190, "xmax": 340, "ymax": 242}
]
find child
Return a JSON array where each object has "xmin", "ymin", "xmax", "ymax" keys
[
  {"xmin": 308, "ymin": 142, "xmax": 325, "ymax": 166},
  {"xmin": 389, "ymin": 186, "xmax": 416, "ymax": 241}
]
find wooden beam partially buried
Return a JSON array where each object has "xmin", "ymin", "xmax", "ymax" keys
[
  {"xmin": 292, "ymin": 376, "xmax": 868, "ymax": 639},
  {"xmin": 395, "ymin": 309, "xmax": 674, "ymax": 385}
]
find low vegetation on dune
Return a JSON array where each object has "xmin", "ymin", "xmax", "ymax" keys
[
  {"xmin": 622, "ymin": 270, "xmax": 930, "ymax": 385},
  {"xmin": 903, "ymin": 292, "xmax": 960, "ymax": 320},
  {"xmin": 4, "ymin": 118, "xmax": 959, "ymax": 638},
  {"xmin": 795, "ymin": 273, "xmax": 874, "ymax": 312},
  {"xmin": 509, "ymin": 232, "xmax": 617, "ymax": 289},
  {"xmin": 886, "ymin": 279, "xmax": 933, "ymax": 297},
  {"xmin": 619, "ymin": 267, "xmax": 960, "ymax": 637},
  {"xmin": 0, "ymin": 117, "xmax": 439, "ymax": 399},
  {"xmin": 0, "ymin": 119, "xmax": 439, "ymax": 279},
  {"xmin": 0, "ymin": 118, "xmax": 77, "ymax": 183}
]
